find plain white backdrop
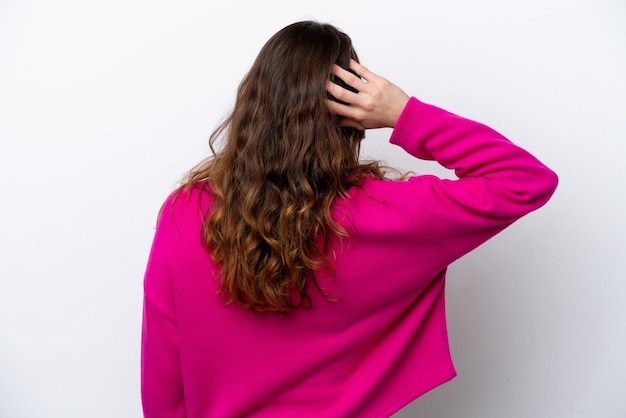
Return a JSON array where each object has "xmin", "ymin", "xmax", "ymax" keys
[{"xmin": 1, "ymin": 0, "xmax": 624, "ymax": 416}]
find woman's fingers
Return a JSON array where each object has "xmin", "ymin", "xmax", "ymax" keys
[
  {"xmin": 348, "ymin": 60, "xmax": 377, "ymax": 84},
  {"xmin": 331, "ymin": 64, "xmax": 365, "ymax": 89},
  {"xmin": 324, "ymin": 99, "xmax": 365, "ymax": 129},
  {"xmin": 326, "ymin": 60, "xmax": 409, "ymax": 129},
  {"xmin": 328, "ymin": 64, "xmax": 375, "ymax": 109},
  {"xmin": 331, "ymin": 62, "xmax": 382, "ymax": 93},
  {"xmin": 325, "ymin": 98, "xmax": 354, "ymax": 120},
  {"xmin": 326, "ymin": 79, "xmax": 358, "ymax": 105}
]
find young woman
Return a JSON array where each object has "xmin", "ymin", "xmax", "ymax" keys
[{"xmin": 141, "ymin": 21, "xmax": 557, "ymax": 417}]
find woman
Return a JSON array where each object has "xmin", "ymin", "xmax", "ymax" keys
[{"xmin": 141, "ymin": 21, "xmax": 557, "ymax": 417}]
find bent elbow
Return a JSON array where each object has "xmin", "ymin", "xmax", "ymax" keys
[{"xmin": 516, "ymin": 166, "xmax": 559, "ymax": 211}]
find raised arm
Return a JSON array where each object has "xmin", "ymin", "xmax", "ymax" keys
[{"xmin": 327, "ymin": 60, "xmax": 558, "ymax": 258}]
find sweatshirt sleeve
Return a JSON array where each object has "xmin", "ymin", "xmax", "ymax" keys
[
  {"xmin": 390, "ymin": 97, "xmax": 558, "ymax": 259},
  {"xmin": 141, "ymin": 195, "xmax": 186, "ymax": 418}
]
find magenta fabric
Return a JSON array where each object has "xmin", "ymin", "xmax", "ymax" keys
[{"xmin": 141, "ymin": 97, "xmax": 558, "ymax": 417}]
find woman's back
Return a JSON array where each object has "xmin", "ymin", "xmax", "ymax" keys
[{"xmin": 142, "ymin": 93, "xmax": 558, "ymax": 416}]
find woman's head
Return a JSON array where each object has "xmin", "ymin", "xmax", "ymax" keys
[
  {"xmin": 246, "ymin": 20, "xmax": 361, "ymax": 109},
  {"xmin": 245, "ymin": 20, "xmax": 360, "ymax": 107},
  {"xmin": 227, "ymin": 21, "xmax": 364, "ymax": 172},
  {"xmin": 184, "ymin": 21, "xmax": 384, "ymax": 314}
]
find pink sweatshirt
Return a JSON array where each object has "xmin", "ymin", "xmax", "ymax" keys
[{"xmin": 141, "ymin": 97, "xmax": 558, "ymax": 417}]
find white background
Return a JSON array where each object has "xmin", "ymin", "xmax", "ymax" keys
[{"xmin": 1, "ymin": 0, "xmax": 624, "ymax": 417}]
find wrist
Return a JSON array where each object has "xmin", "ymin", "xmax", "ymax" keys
[{"xmin": 389, "ymin": 95, "xmax": 411, "ymax": 128}]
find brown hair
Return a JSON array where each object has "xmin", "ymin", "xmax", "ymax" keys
[{"xmin": 182, "ymin": 21, "xmax": 385, "ymax": 313}]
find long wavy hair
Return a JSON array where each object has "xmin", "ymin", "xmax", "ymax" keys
[{"xmin": 182, "ymin": 21, "xmax": 385, "ymax": 314}]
